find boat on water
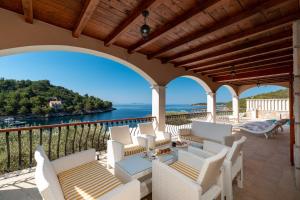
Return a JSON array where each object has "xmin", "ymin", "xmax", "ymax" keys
[{"xmin": 2, "ymin": 117, "xmax": 26, "ymax": 127}]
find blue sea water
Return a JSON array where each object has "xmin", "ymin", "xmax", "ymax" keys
[{"xmin": 23, "ymin": 104, "xmax": 206, "ymax": 125}]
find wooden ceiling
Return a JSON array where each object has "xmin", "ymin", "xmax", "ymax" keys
[{"xmin": 1, "ymin": 0, "xmax": 299, "ymax": 86}]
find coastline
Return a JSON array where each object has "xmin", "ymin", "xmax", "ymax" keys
[{"xmin": 0, "ymin": 107, "xmax": 116, "ymax": 121}]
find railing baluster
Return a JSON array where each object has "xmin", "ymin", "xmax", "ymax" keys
[
  {"xmin": 91, "ymin": 124, "xmax": 97, "ymax": 148},
  {"xmin": 97, "ymin": 123, "xmax": 103, "ymax": 151},
  {"xmin": 72, "ymin": 125, "xmax": 77, "ymax": 153},
  {"xmin": 29, "ymin": 130, "xmax": 33, "ymax": 167},
  {"xmin": 39, "ymin": 129, "xmax": 43, "ymax": 145},
  {"xmin": 102, "ymin": 123, "xmax": 109, "ymax": 151},
  {"xmin": 57, "ymin": 127, "xmax": 61, "ymax": 159},
  {"xmin": 79, "ymin": 124, "xmax": 84, "ymax": 152},
  {"xmin": 85, "ymin": 124, "xmax": 91, "ymax": 150},
  {"xmin": 48, "ymin": 128, "xmax": 52, "ymax": 160},
  {"xmin": 17, "ymin": 130, "xmax": 22, "ymax": 170},
  {"xmin": 5, "ymin": 132, "xmax": 10, "ymax": 172},
  {"xmin": 64, "ymin": 126, "xmax": 69, "ymax": 156}
]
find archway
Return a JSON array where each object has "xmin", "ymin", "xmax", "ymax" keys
[{"xmin": 0, "ymin": 45, "xmax": 157, "ymax": 86}]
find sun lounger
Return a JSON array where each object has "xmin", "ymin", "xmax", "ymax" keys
[{"xmin": 235, "ymin": 121, "xmax": 280, "ymax": 139}]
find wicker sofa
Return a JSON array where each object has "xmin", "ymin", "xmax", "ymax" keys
[{"xmin": 179, "ymin": 121, "xmax": 234, "ymax": 147}]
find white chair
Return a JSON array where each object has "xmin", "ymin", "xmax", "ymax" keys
[
  {"xmin": 152, "ymin": 148, "xmax": 228, "ymax": 200},
  {"xmin": 138, "ymin": 122, "xmax": 171, "ymax": 149},
  {"xmin": 188, "ymin": 136, "xmax": 247, "ymax": 200},
  {"xmin": 34, "ymin": 146, "xmax": 140, "ymax": 200},
  {"xmin": 107, "ymin": 125, "xmax": 147, "ymax": 168}
]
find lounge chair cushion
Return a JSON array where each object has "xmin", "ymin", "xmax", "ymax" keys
[
  {"xmin": 180, "ymin": 134, "xmax": 204, "ymax": 143},
  {"xmin": 58, "ymin": 160, "xmax": 122, "ymax": 200},
  {"xmin": 170, "ymin": 161, "xmax": 199, "ymax": 181},
  {"xmin": 138, "ymin": 122, "xmax": 156, "ymax": 137},
  {"xmin": 124, "ymin": 144, "xmax": 146, "ymax": 156},
  {"xmin": 155, "ymin": 138, "xmax": 171, "ymax": 147},
  {"xmin": 110, "ymin": 126, "xmax": 132, "ymax": 145}
]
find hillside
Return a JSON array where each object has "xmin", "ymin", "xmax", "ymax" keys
[
  {"xmin": 226, "ymin": 89, "xmax": 288, "ymax": 110},
  {"xmin": 0, "ymin": 78, "xmax": 113, "ymax": 117}
]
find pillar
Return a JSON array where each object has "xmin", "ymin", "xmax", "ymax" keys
[
  {"xmin": 152, "ymin": 85, "xmax": 166, "ymax": 132},
  {"xmin": 232, "ymin": 95, "xmax": 239, "ymax": 123},
  {"xmin": 293, "ymin": 19, "xmax": 300, "ymax": 188},
  {"xmin": 207, "ymin": 92, "xmax": 216, "ymax": 123}
]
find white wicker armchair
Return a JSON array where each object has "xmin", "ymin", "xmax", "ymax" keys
[
  {"xmin": 34, "ymin": 146, "xmax": 140, "ymax": 200},
  {"xmin": 188, "ymin": 136, "xmax": 247, "ymax": 200},
  {"xmin": 107, "ymin": 125, "xmax": 147, "ymax": 168},
  {"xmin": 152, "ymin": 149, "xmax": 228, "ymax": 200},
  {"xmin": 138, "ymin": 122, "xmax": 171, "ymax": 149}
]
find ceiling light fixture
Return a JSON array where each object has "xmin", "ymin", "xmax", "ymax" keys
[{"xmin": 140, "ymin": 10, "xmax": 150, "ymax": 39}]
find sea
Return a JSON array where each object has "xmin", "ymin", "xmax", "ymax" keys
[{"xmin": 19, "ymin": 104, "xmax": 207, "ymax": 126}]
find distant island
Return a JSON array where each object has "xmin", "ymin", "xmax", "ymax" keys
[{"xmin": 0, "ymin": 78, "xmax": 114, "ymax": 119}]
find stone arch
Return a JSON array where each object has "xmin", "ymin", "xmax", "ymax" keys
[
  {"xmin": 215, "ymin": 84, "xmax": 238, "ymax": 97},
  {"xmin": 238, "ymin": 83, "xmax": 288, "ymax": 96},
  {"xmin": 166, "ymin": 75, "xmax": 213, "ymax": 93},
  {"xmin": 0, "ymin": 45, "xmax": 157, "ymax": 85}
]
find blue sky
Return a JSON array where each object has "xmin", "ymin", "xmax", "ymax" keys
[{"xmin": 0, "ymin": 51, "xmax": 285, "ymax": 104}]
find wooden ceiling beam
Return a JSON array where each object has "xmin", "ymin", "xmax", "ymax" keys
[
  {"xmin": 203, "ymin": 60, "xmax": 293, "ymax": 76},
  {"xmin": 175, "ymin": 30, "xmax": 292, "ymax": 67},
  {"xmin": 21, "ymin": 0, "xmax": 33, "ymax": 24},
  {"xmin": 148, "ymin": 0, "xmax": 287, "ymax": 60},
  {"xmin": 127, "ymin": 0, "xmax": 221, "ymax": 53},
  {"xmin": 210, "ymin": 64, "xmax": 292, "ymax": 78},
  {"xmin": 213, "ymin": 68, "xmax": 292, "ymax": 83},
  {"xmin": 160, "ymin": 13, "xmax": 299, "ymax": 63},
  {"xmin": 104, "ymin": 0, "xmax": 157, "ymax": 46},
  {"xmin": 188, "ymin": 47, "xmax": 292, "ymax": 71},
  {"xmin": 73, "ymin": 0, "xmax": 99, "ymax": 38}
]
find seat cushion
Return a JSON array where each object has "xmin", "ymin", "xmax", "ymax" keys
[
  {"xmin": 124, "ymin": 144, "xmax": 146, "ymax": 156},
  {"xmin": 180, "ymin": 134, "xmax": 203, "ymax": 143},
  {"xmin": 155, "ymin": 138, "xmax": 171, "ymax": 147},
  {"xmin": 170, "ymin": 161, "xmax": 199, "ymax": 181},
  {"xmin": 58, "ymin": 161, "xmax": 122, "ymax": 200},
  {"xmin": 110, "ymin": 125, "xmax": 132, "ymax": 145}
]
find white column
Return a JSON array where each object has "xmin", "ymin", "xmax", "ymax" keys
[
  {"xmin": 293, "ymin": 19, "xmax": 300, "ymax": 188},
  {"xmin": 152, "ymin": 85, "xmax": 166, "ymax": 132},
  {"xmin": 207, "ymin": 92, "xmax": 216, "ymax": 123},
  {"xmin": 232, "ymin": 95, "xmax": 239, "ymax": 122}
]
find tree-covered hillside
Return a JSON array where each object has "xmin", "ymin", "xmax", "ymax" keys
[
  {"xmin": 226, "ymin": 89, "xmax": 288, "ymax": 110},
  {"xmin": 0, "ymin": 78, "xmax": 112, "ymax": 116}
]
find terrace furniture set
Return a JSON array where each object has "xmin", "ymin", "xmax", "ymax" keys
[{"xmin": 34, "ymin": 121, "xmax": 246, "ymax": 200}]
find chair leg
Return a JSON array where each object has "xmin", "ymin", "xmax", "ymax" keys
[{"xmin": 237, "ymin": 170, "xmax": 243, "ymax": 188}]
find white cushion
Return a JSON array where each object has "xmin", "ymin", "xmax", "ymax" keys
[
  {"xmin": 110, "ymin": 125, "xmax": 132, "ymax": 145},
  {"xmin": 138, "ymin": 122, "xmax": 156, "ymax": 137},
  {"xmin": 34, "ymin": 146, "xmax": 65, "ymax": 200}
]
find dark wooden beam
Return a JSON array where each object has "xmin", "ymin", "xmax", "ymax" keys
[
  {"xmin": 73, "ymin": 0, "xmax": 99, "ymax": 38},
  {"xmin": 175, "ymin": 30, "xmax": 292, "ymax": 67},
  {"xmin": 21, "ymin": 0, "xmax": 33, "ymax": 24},
  {"xmin": 188, "ymin": 47, "xmax": 292, "ymax": 71},
  {"xmin": 128, "ymin": 0, "xmax": 221, "ymax": 53},
  {"xmin": 213, "ymin": 68, "xmax": 292, "ymax": 83},
  {"xmin": 184, "ymin": 42, "xmax": 292, "ymax": 70},
  {"xmin": 188, "ymin": 54, "xmax": 293, "ymax": 73},
  {"xmin": 232, "ymin": 77, "xmax": 290, "ymax": 85},
  {"xmin": 210, "ymin": 64, "xmax": 292, "ymax": 78},
  {"xmin": 104, "ymin": 0, "xmax": 157, "ymax": 46},
  {"xmin": 203, "ymin": 60, "xmax": 293, "ymax": 76},
  {"xmin": 148, "ymin": 0, "xmax": 288, "ymax": 60}
]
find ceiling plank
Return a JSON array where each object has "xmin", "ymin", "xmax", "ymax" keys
[
  {"xmin": 174, "ymin": 30, "xmax": 292, "ymax": 67},
  {"xmin": 213, "ymin": 68, "xmax": 292, "ymax": 83},
  {"xmin": 187, "ymin": 46, "xmax": 292, "ymax": 71},
  {"xmin": 210, "ymin": 64, "xmax": 292, "ymax": 78},
  {"xmin": 128, "ymin": 0, "xmax": 221, "ymax": 53},
  {"xmin": 104, "ymin": 0, "xmax": 157, "ymax": 46},
  {"xmin": 158, "ymin": 13, "xmax": 300, "ymax": 63},
  {"xmin": 148, "ymin": 0, "xmax": 287, "ymax": 60},
  {"xmin": 194, "ymin": 56, "xmax": 293, "ymax": 73},
  {"xmin": 21, "ymin": 0, "xmax": 33, "ymax": 24},
  {"xmin": 73, "ymin": 0, "xmax": 99, "ymax": 38},
  {"xmin": 203, "ymin": 60, "xmax": 293, "ymax": 76}
]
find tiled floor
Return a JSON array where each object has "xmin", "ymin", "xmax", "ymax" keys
[{"xmin": 0, "ymin": 126, "xmax": 299, "ymax": 200}]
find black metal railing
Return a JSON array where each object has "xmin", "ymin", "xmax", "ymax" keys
[{"xmin": 0, "ymin": 117, "xmax": 155, "ymax": 175}]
